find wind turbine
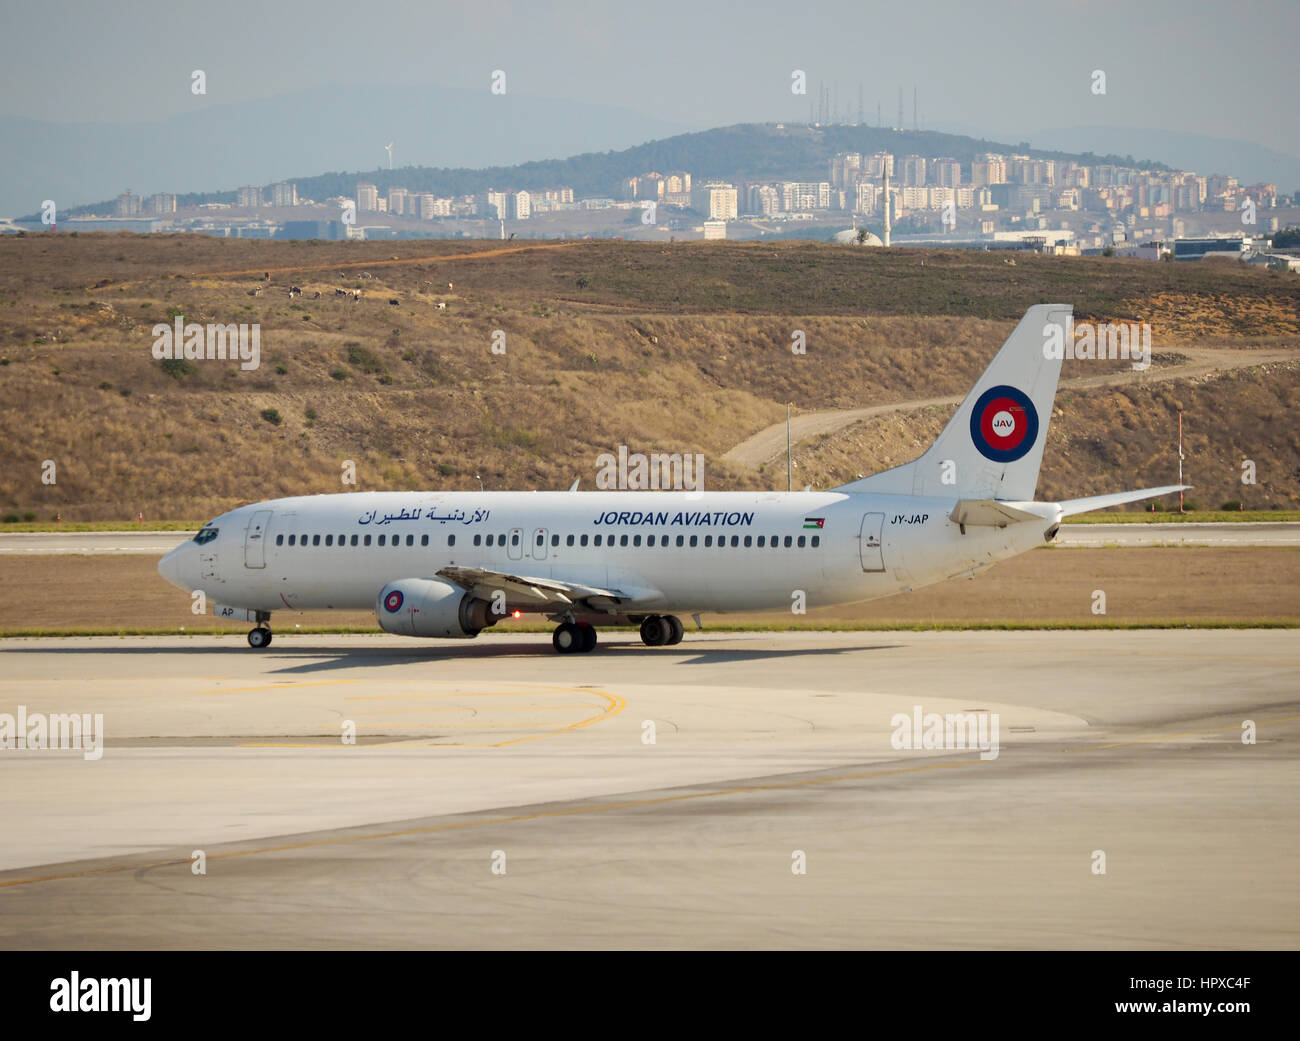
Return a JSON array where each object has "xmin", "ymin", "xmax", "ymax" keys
[{"xmin": 384, "ymin": 142, "xmax": 393, "ymax": 170}]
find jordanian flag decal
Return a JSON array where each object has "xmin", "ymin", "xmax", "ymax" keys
[{"xmin": 803, "ymin": 518, "xmax": 825, "ymax": 529}]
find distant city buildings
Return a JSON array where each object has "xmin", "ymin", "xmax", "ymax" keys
[
  {"xmin": 694, "ymin": 183, "xmax": 738, "ymax": 220},
  {"xmin": 355, "ymin": 183, "xmax": 379, "ymax": 212},
  {"xmin": 144, "ymin": 193, "xmax": 176, "ymax": 215},
  {"xmin": 59, "ymin": 143, "xmax": 1292, "ymax": 250}
]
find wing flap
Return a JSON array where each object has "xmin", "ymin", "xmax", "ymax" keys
[{"xmin": 436, "ymin": 565, "xmax": 646, "ymax": 611}]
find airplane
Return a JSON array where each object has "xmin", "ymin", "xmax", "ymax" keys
[{"xmin": 158, "ymin": 303, "xmax": 1186, "ymax": 653}]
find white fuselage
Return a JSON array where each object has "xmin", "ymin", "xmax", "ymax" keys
[{"xmin": 158, "ymin": 490, "xmax": 1056, "ymax": 618}]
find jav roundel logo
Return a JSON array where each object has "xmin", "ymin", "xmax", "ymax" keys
[{"xmin": 969, "ymin": 385, "xmax": 1038, "ymax": 462}]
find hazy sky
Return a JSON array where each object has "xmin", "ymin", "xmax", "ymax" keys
[{"xmin": 2, "ymin": 0, "xmax": 1296, "ymax": 148}]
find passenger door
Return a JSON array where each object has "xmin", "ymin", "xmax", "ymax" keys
[
  {"xmin": 244, "ymin": 509, "xmax": 273, "ymax": 568},
  {"xmin": 859, "ymin": 512, "xmax": 885, "ymax": 572}
]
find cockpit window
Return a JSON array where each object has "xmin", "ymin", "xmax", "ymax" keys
[{"xmin": 193, "ymin": 527, "xmax": 218, "ymax": 545}]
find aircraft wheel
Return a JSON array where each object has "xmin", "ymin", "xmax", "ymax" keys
[
  {"xmin": 248, "ymin": 627, "xmax": 272, "ymax": 649},
  {"xmin": 552, "ymin": 623, "xmax": 581, "ymax": 654},
  {"xmin": 640, "ymin": 616, "xmax": 670, "ymax": 647},
  {"xmin": 579, "ymin": 624, "xmax": 598, "ymax": 653},
  {"xmin": 665, "ymin": 615, "xmax": 685, "ymax": 645}
]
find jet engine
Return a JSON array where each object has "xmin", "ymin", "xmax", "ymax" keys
[{"xmin": 376, "ymin": 578, "xmax": 499, "ymax": 638}]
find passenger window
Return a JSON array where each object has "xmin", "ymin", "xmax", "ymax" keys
[
  {"xmin": 351, "ymin": 534, "xmax": 359, "ymax": 547},
  {"xmin": 797, "ymin": 535, "xmax": 806, "ymax": 547},
  {"xmin": 378, "ymin": 535, "xmax": 386, "ymax": 546},
  {"xmin": 474, "ymin": 534, "xmax": 482, "ymax": 546},
  {"xmin": 633, "ymin": 535, "xmax": 641, "ymax": 547},
  {"xmin": 536, "ymin": 533, "xmax": 544, "ymax": 546},
  {"xmin": 757, "ymin": 536, "xmax": 765, "ymax": 547},
  {"xmin": 325, "ymin": 534, "xmax": 333, "ymax": 546},
  {"xmin": 566, "ymin": 534, "xmax": 574, "ymax": 547},
  {"xmin": 771, "ymin": 537, "xmax": 779, "ymax": 549},
  {"xmin": 300, "ymin": 533, "xmax": 307, "ymax": 545},
  {"xmin": 406, "ymin": 535, "xmax": 414, "ymax": 547},
  {"xmin": 704, "ymin": 535, "xmax": 713, "ymax": 547},
  {"xmin": 812, "ymin": 535, "xmax": 820, "ymax": 547},
  {"xmin": 551, "ymin": 534, "xmax": 559, "ymax": 547},
  {"xmin": 288, "ymin": 534, "xmax": 296, "ymax": 546},
  {"xmin": 620, "ymin": 534, "xmax": 629, "ymax": 547},
  {"xmin": 595, "ymin": 534, "xmax": 603, "ymax": 547},
  {"xmin": 363, "ymin": 535, "xmax": 371, "ymax": 546},
  {"xmin": 511, "ymin": 533, "xmax": 519, "ymax": 546},
  {"xmin": 276, "ymin": 534, "xmax": 284, "ymax": 546},
  {"xmin": 744, "ymin": 535, "xmax": 752, "ymax": 547},
  {"xmin": 447, "ymin": 535, "xmax": 455, "ymax": 547},
  {"xmin": 676, "ymin": 535, "xmax": 684, "ymax": 547},
  {"xmin": 421, "ymin": 534, "xmax": 429, "ymax": 547},
  {"xmin": 730, "ymin": 536, "xmax": 738, "ymax": 547},
  {"xmin": 580, "ymin": 534, "xmax": 588, "ymax": 547},
  {"xmin": 784, "ymin": 536, "xmax": 793, "ymax": 548}
]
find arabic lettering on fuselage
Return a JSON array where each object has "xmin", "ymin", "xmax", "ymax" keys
[
  {"xmin": 357, "ymin": 506, "xmax": 490, "ymax": 525},
  {"xmin": 593, "ymin": 510, "xmax": 756, "ymax": 527}
]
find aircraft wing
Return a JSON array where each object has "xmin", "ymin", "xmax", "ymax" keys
[{"xmin": 435, "ymin": 566, "xmax": 653, "ymax": 612}]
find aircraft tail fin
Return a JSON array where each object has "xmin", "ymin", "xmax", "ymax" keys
[{"xmin": 836, "ymin": 304, "xmax": 1071, "ymax": 501}]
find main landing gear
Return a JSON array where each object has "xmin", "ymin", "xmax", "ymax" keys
[
  {"xmin": 639, "ymin": 615, "xmax": 684, "ymax": 647},
  {"xmin": 553, "ymin": 621, "xmax": 597, "ymax": 654},
  {"xmin": 247, "ymin": 612, "xmax": 273, "ymax": 649}
]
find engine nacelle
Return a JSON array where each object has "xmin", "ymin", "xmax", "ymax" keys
[{"xmin": 376, "ymin": 578, "xmax": 499, "ymax": 638}]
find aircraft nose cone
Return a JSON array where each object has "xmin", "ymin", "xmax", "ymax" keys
[{"xmin": 158, "ymin": 548, "xmax": 183, "ymax": 589}]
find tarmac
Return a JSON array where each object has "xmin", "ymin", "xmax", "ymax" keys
[{"xmin": 0, "ymin": 629, "xmax": 1295, "ymax": 948}]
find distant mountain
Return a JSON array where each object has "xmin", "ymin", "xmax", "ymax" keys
[
  {"xmin": 1022, "ymin": 127, "xmax": 1300, "ymax": 193},
  {"xmin": 0, "ymin": 83, "xmax": 696, "ymax": 217},
  {"xmin": 54, "ymin": 123, "xmax": 1177, "ymax": 219}
]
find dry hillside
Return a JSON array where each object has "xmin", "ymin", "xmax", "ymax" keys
[{"xmin": 0, "ymin": 234, "xmax": 1296, "ymax": 520}]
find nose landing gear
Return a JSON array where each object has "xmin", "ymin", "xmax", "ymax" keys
[{"xmin": 246, "ymin": 611, "xmax": 273, "ymax": 648}]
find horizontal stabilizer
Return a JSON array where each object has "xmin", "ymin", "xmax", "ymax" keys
[
  {"xmin": 949, "ymin": 499, "xmax": 1046, "ymax": 528},
  {"xmin": 1058, "ymin": 485, "xmax": 1190, "ymax": 517}
]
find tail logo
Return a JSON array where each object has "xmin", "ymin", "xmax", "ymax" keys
[{"xmin": 970, "ymin": 385, "xmax": 1038, "ymax": 462}]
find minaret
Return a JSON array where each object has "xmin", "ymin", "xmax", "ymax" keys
[{"xmin": 882, "ymin": 170, "xmax": 891, "ymax": 247}]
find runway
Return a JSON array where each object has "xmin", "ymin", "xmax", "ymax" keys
[
  {"xmin": 0, "ymin": 630, "xmax": 1296, "ymax": 949},
  {"xmin": 3, "ymin": 521, "xmax": 1297, "ymax": 555},
  {"xmin": 1053, "ymin": 522, "xmax": 1300, "ymax": 547}
]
